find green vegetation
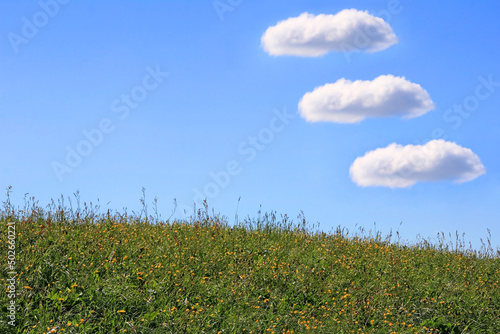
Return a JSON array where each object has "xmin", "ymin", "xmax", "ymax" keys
[{"xmin": 1, "ymin": 191, "xmax": 499, "ymax": 333}]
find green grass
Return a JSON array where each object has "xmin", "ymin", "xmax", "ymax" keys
[{"xmin": 1, "ymin": 192, "xmax": 499, "ymax": 333}]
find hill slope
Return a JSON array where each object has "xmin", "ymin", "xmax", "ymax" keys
[{"xmin": 1, "ymin": 201, "xmax": 499, "ymax": 333}]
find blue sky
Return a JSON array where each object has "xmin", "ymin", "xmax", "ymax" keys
[{"xmin": 1, "ymin": 0, "xmax": 499, "ymax": 250}]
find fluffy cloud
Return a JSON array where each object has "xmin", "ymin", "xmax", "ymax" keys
[
  {"xmin": 261, "ymin": 9, "xmax": 398, "ymax": 57},
  {"xmin": 349, "ymin": 140, "xmax": 486, "ymax": 188},
  {"xmin": 298, "ymin": 75, "xmax": 435, "ymax": 124}
]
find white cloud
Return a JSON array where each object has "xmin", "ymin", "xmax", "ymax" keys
[
  {"xmin": 298, "ymin": 75, "xmax": 435, "ymax": 124},
  {"xmin": 349, "ymin": 140, "xmax": 486, "ymax": 188},
  {"xmin": 261, "ymin": 9, "xmax": 398, "ymax": 57}
]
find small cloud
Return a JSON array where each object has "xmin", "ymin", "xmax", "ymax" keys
[
  {"xmin": 298, "ymin": 75, "xmax": 435, "ymax": 124},
  {"xmin": 349, "ymin": 140, "xmax": 486, "ymax": 188},
  {"xmin": 261, "ymin": 9, "xmax": 398, "ymax": 57}
]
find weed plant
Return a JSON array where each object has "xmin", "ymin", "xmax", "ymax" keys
[{"xmin": 1, "ymin": 189, "xmax": 499, "ymax": 333}]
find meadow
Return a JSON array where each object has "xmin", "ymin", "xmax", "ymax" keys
[{"xmin": 1, "ymin": 191, "xmax": 499, "ymax": 333}]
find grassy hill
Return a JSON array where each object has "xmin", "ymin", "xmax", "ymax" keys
[{"xmin": 1, "ymin": 195, "xmax": 499, "ymax": 333}]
